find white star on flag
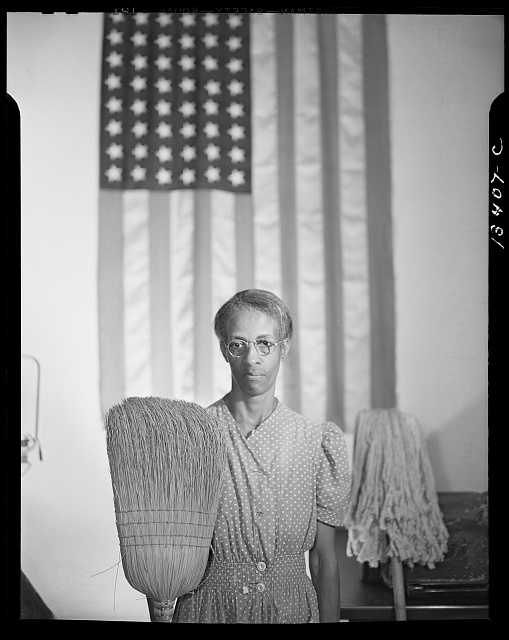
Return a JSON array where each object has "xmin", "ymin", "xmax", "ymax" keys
[
  {"xmin": 155, "ymin": 77, "xmax": 171, "ymax": 93},
  {"xmin": 180, "ymin": 122, "xmax": 196, "ymax": 138},
  {"xmin": 203, "ymin": 121, "xmax": 220, "ymax": 138},
  {"xmin": 179, "ymin": 33, "xmax": 195, "ymax": 49},
  {"xmin": 227, "ymin": 123, "xmax": 245, "ymax": 141},
  {"xmin": 179, "ymin": 55, "xmax": 196, "ymax": 71},
  {"xmin": 180, "ymin": 145, "xmax": 197, "ymax": 162},
  {"xmin": 226, "ymin": 102, "xmax": 244, "ymax": 118},
  {"xmin": 155, "ymin": 33, "xmax": 171, "ymax": 49},
  {"xmin": 202, "ymin": 13, "xmax": 219, "ymax": 27},
  {"xmin": 180, "ymin": 167, "xmax": 196, "ymax": 184},
  {"xmin": 156, "ymin": 167, "xmax": 172, "ymax": 184},
  {"xmin": 105, "ymin": 119, "xmax": 122, "ymax": 136},
  {"xmin": 204, "ymin": 143, "xmax": 221, "ymax": 161},
  {"xmin": 204, "ymin": 79, "xmax": 221, "ymax": 96},
  {"xmin": 106, "ymin": 142, "xmax": 123, "ymax": 159},
  {"xmin": 156, "ymin": 13, "xmax": 172, "ymax": 27},
  {"xmin": 131, "ymin": 31, "xmax": 147, "ymax": 47},
  {"xmin": 227, "ymin": 168, "xmax": 245, "ymax": 186},
  {"xmin": 134, "ymin": 13, "xmax": 148, "ymax": 25},
  {"xmin": 132, "ymin": 54, "xmax": 148, "ymax": 71},
  {"xmin": 227, "ymin": 15, "xmax": 243, "ymax": 29},
  {"xmin": 106, "ymin": 96, "xmax": 123, "ymax": 113},
  {"xmin": 131, "ymin": 121, "xmax": 148, "ymax": 138},
  {"xmin": 180, "ymin": 14, "xmax": 196, "ymax": 27},
  {"xmin": 105, "ymin": 164, "xmax": 122, "ymax": 182},
  {"xmin": 202, "ymin": 55, "xmax": 219, "ymax": 71},
  {"xmin": 228, "ymin": 145, "xmax": 245, "ymax": 163},
  {"xmin": 130, "ymin": 98, "xmax": 147, "ymax": 116},
  {"xmin": 155, "ymin": 55, "xmax": 171, "ymax": 71},
  {"xmin": 130, "ymin": 164, "xmax": 147, "ymax": 181},
  {"xmin": 106, "ymin": 29, "xmax": 123, "ymax": 46},
  {"xmin": 226, "ymin": 58, "xmax": 243, "ymax": 74},
  {"xmin": 226, "ymin": 35, "xmax": 242, "ymax": 51},
  {"xmin": 155, "ymin": 122, "xmax": 172, "ymax": 138},
  {"xmin": 130, "ymin": 75, "xmax": 147, "ymax": 92},
  {"xmin": 205, "ymin": 166, "xmax": 221, "ymax": 183},
  {"xmin": 132, "ymin": 143, "xmax": 148, "ymax": 159},
  {"xmin": 106, "ymin": 51, "xmax": 123, "ymax": 68},
  {"xmin": 203, "ymin": 99, "xmax": 219, "ymax": 115},
  {"xmin": 155, "ymin": 99, "xmax": 171, "ymax": 116},
  {"xmin": 179, "ymin": 77, "xmax": 196, "ymax": 93},
  {"xmin": 156, "ymin": 145, "xmax": 172, "ymax": 162},
  {"xmin": 104, "ymin": 73, "xmax": 121, "ymax": 90},
  {"xmin": 227, "ymin": 79, "xmax": 244, "ymax": 96},
  {"xmin": 202, "ymin": 32, "xmax": 218, "ymax": 48},
  {"xmin": 178, "ymin": 101, "xmax": 196, "ymax": 117}
]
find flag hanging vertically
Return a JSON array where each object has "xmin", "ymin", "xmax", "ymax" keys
[{"xmin": 98, "ymin": 11, "xmax": 396, "ymax": 430}]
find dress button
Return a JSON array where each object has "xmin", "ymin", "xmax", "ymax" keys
[
  {"xmin": 257, "ymin": 561, "xmax": 266, "ymax": 572},
  {"xmin": 256, "ymin": 511, "xmax": 264, "ymax": 517},
  {"xmin": 256, "ymin": 582, "xmax": 265, "ymax": 593}
]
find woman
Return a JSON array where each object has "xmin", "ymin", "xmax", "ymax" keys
[{"xmin": 158, "ymin": 289, "xmax": 351, "ymax": 623}]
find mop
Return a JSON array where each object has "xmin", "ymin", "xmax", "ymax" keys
[
  {"xmin": 343, "ymin": 408, "xmax": 449, "ymax": 620},
  {"xmin": 105, "ymin": 397, "xmax": 227, "ymax": 621}
]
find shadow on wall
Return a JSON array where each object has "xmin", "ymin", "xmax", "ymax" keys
[
  {"xmin": 425, "ymin": 391, "xmax": 488, "ymax": 492},
  {"xmin": 21, "ymin": 571, "xmax": 55, "ymax": 619}
]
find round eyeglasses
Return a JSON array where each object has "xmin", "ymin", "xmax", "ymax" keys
[{"xmin": 225, "ymin": 339, "xmax": 284, "ymax": 358}]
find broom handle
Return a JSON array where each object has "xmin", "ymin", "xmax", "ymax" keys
[
  {"xmin": 390, "ymin": 556, "xmax": 407, "ymax": 621},
  {"xmin": 147, "ymin": 597, "xmax": 175, "ymax": 622}
]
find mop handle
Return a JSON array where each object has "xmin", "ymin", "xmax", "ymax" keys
[{"xmin": 390, "ymin": 556, "xmax": 407, "ymax": 621}]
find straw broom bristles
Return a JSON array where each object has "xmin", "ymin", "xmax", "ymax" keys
[
  {"xmin": 344, "ymin": 409, "xmax": 449, "ymax": 569},
  {"xmin": 105, "ymin": 396, "xmax": 227, "ymax": 602}
]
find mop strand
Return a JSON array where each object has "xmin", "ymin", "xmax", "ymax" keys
[
  {"xmin": 344, "ymin": 409, "xmax": 449, "ymax": 568},
  {"xmin": 105, "ymin": 396, "xmax": 227, "ymax": 603}
]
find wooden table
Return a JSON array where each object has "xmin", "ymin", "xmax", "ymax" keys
[{"xmin": 335, "ymin": 527, "xmax": 489, "ymax": 621}]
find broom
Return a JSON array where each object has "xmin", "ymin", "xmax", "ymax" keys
[
  {"xmin": 343, "ymin": 409, "xmax": 449, "ymax": 621},
  {"xmin": 105, "ymin": 396, "xmax": 227, "ymax": 620}
]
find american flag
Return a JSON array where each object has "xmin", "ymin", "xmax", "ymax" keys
[
  {"xmin": 100, "ymin": 12, "xmax": 251, "ymax": 192},
  {"xmin": 98, "ymin": 11, "xmax": 396, "ymax": 431}
]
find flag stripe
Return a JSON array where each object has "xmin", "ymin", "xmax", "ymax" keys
[
  {"xmin": 193, "ymin": 189, "xmax": 214, "ymax": 406},
  {"xmin": 250, "ymin": 14, "xmax": 286, "ymax": 405},
  {"xmin": 211, "ymin": 189, "xmax": 237, "ymax": 400},
  {"xmin": 235, "ymin": 193, "xmax": 255, "ymax": 291},
  {"xmin": 169, "ymin": 189, "xmax": 195, "ymax": 400},
  {"xmin": 318, "ymin": 15, "xmax": 344, "ymax": 427},
  {"xmin": 98, "ymin": 189, "xmax": 125, "ymax": 413},
  {"xmin": 294, "ymin": 15, "xmax": 327, "ymax": 422},
  {"xmin": 148, "ymin": 191, "xmax": 172, "ymax": 397},
  {"xmin": 250, "ymin": 19, "xmax": 282, "ymax": 297},
  {"xmin": 338, "ymin": 15, "xmax": 372, "ymax": 431},
  {"xmin": 276, "ymin": 14, "xmax": 301, "ymax": 414},
  {"xmin": 362, "ymin": 14, "xmax": 396, "ymax": 409},
  {"xmin": 122, "ymin": 190, "xmax": 152, "ymax": 397}
]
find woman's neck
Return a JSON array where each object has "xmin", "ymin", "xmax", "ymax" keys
[{"xmin": 224, "ymin": 391, "xmax": 277, "ymax": 436}]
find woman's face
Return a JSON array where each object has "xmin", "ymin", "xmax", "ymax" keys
[{"xmin": 221, "ymin": 308, "xmax": 289, "ymax": 399}]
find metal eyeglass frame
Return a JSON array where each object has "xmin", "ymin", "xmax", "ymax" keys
[{"xmin": 225, "ymin": 339, "xmax": 284, "ymax": 358}]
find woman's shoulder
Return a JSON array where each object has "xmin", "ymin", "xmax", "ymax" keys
[
  {"xmin": 206, "ymin": 397, "xmax": 227, "ymax": 418},
  {"xmin": 280, "ymin": 404, "xmax": 344, "ymax": 443},
  {"xmin": 278, "ymin": 403, "xmax": 345, "ymax": 438}
]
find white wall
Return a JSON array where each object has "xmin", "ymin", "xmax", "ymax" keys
[
  {"xmin": 13, "ymin": 12, "xmax": 151, "ymax": 621},
  {"xmin": 11, "ymin": 12, "xmax": 502, "ymax": 621},
  {"xmin": 388, "ymin": 14, "xmax": 502, "ymax": 491}
]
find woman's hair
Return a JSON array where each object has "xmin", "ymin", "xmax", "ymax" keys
[{"xmin": 214, "ymin": 289, "xmax": 293, "ymax": 344}]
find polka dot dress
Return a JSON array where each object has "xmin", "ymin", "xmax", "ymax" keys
[{"xmin": 172, "ymin": 398, "xmax": 351, "ymax": 624}]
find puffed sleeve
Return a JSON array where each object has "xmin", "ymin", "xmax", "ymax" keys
[{"xmin": 316, "ymin": 421, "xmax": 352, "ymax": 527}]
